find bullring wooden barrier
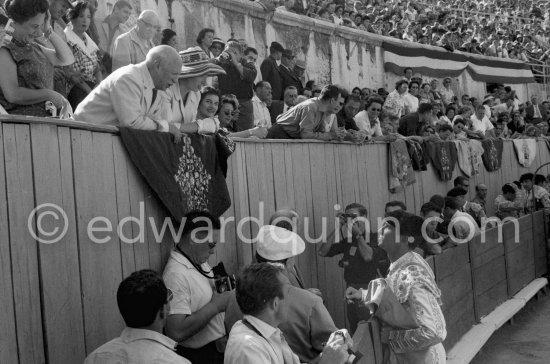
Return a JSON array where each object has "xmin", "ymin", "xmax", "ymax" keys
[{"xmin": 0, "ymin": 115, "xmax": 547, "ymax": 363}]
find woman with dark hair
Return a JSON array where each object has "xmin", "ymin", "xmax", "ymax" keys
[
  {"xmin": 346, "ymin": 210, "xmax": 447, "ymax": 363},
  {"xmin": 439, "ymin": 105, "xmax": 456, "ymax": 126},
  {"xmin": 196, "ymin": 27, "xmax": 214, "ymax": 58},
  {"xmin": 161, "ymin": 28, "xmax": 177, "ymax": 49},
  {"xmin": 0, "ymin": 0, "xmax": 74, "ymax": 116},
  {"xmin": 64, "ymin": 1, "xmax": 102, "ymax": 109},
  {"xmin": 351, "ymin": 87, "xmax": 361, "ymax": 97},
  {"xmin": 216, "ymin": 94, "xmax": 267, "ymax": 138}
]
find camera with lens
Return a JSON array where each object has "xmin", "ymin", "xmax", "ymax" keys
[{"xmin": 212, "ymin": 262, "xmax": 236, "ymax": 293}]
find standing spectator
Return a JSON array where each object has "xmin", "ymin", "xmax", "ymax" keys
[
  {"xmin": 0, "ymin": 0, "xmax": 75, "ymax": 116},
  {"xmin": 439, "ymin": 77, "xmax": 454, "ymax": 107},
  {"xmin": 111, "ymin": 10, "xmax": 158, "ymax": 71},
  {"xmin": 270, "ymin": 86, "xmax": 298, "ymax": 125},
  {"xmin": 260, "ymin": 41, "xmax": 284, "ymax": 100},
  {"xmin": 64, "ymin": 1, "xmax": 103, "ymax": 110},
  {"xmin": 403, "ymin": 80, "xmax": 419, "ymax": 114},
  {"xmin": 279, "ymin": 49, "xmax": 302, "ymax": 98},
  {"xmin": 472, "ymin": 184, "xmax": 488, "ymax": 214},
  {"xmin": 214, "ymin": 42, "xmax": 258, "ymax": 131},
  {"xmin": 292, "ymin": 59, "xmax": 306, "ymax": 95},
  {"xmin": 318, "ymin": 203, "xmax": 390, "ymax": 332},
  {"xmin": 209, "ymin": 37, "xmax": 224, "ymax": 58},
  {"xmin": 161, "ymin": 29, "xmax": 177, "ymax": 49},
  {"xmin": 443, "ymin": 196, "xmax": 480, "ymax": 240},
  {"xmin": 96, "ymin": 0, "xmax": 131, "ymax": 74},
  {"xmin": 252, "ymin": 81, "xmax": 272, "ymax": 128},
  {"xmin": 196, "ymin": 28, "xmax": 214, "ymax": 58},
  {"xmin": 494, "ymin": 183, "xmax": 523, "ymax": 219},
  {"xmin": 163, "ymin": 212, "xmax": 231, "ymax": 364},
  {"xmin": 403, "ymin": 67, "xmax": 413, "ymax": 82},
  {"xmin": 520, "ymin": 173, "xmax": 550, "ymax": 213},
  {"xmin": 525, "ymin": 94, "xmax": 544, "ymax": 124},
  {"xmin": 266, "ymin": 84, "xmax": 346, "ymax": 140},
  {"xmin": 383, "ymin": 79, "xmax": 408, "ymax": 119},
  {"xmin": 83, "ymin": 270, "xmax": 190, "ymax": 364}
]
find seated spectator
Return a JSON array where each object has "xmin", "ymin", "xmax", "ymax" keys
[
  {"xmin": 508, "ymin": 111, "xmax": 526, "ymax": 135},
  {"xmin": 270, "ymin": 86, "xmax": 298, "ymax": 125},
  {"xmin": 420, "ymin": 201, "xmax": 450, "ymax": 251},
  {"xmin": 354, "ymin": 95, "xmax": 387, "ymax": 139},
  {"xmin": 443, "ymin": 196, "xmax": 480, "ymax": 241},
  {"xmin": 251, "ymin": 81, "xmax": 272, "ymax": 128},
  {"xmin": 266, "ymin": 84, "xmax": 347, "ymax": 141},
  {"xmin": 96, "ymin": 0, "xmax": 131, "ymax": 74},
  {"xmin": 196, "ymin": 28, "xmax": 214, "ymax": 58},
  {"xmin": 417, "ymin": 83, "xmax": 435, "ymax": 104},
  {"xmin": 292, "ymin": 60, "xmax": 306, "ymax": 95},
  {"xmin": 447, "ymin": 187, "xmax": 487, "ymax": 228},
  {"xmin": 209, "ymin": 37, "xmax": 224, "ymax": 58},
  {"xmin": 494, "ymin": 183, "xmax": 523, "ymax": 219},
  {"xmin": 382, "ymin": 79, "xmax": 408, "ymax": 118},
  {"xmin": 217, "ymin": 95, "xmax": 267, "ymax": 138},
  {"xmin": 161, "ymin": 29, "xmax": 177, "ymax": 49},
  {"xmin": 471, "ymin": 104, "xmax": 496, "ymax": 138},
  {"xmin": 525, "ymin": 95, "xmax": 544, "ymax": 124},
  {"xmin": 74, "ymin": 45, "xmax": 181, "ymax": 135},
  {"xmin": 403, "ymin": 80, "xmax": 420, "ymax": 115},
  {"xmin": 0, "ymin": 0, "xmax": 75, "ymax": 116},
  {"xmin": 163, "ymin": 47, "xmax": 225, "ymax": 130},
  {"xmin": 453, "ymin": 117, "xmax": 468, "ymax": 139},
  {"xmin": 337, "ymin": 94, "xmax": 361, "ymax": 131},
  {"xmin": 64, "ymin": 1, "xmax": 103, "ymax": 110},
  {"xmin": 439, "ymin": 77, "xmax": 454, "ymax": 107},
  {"xmin": 398, "ymin": 102, "xmax": 434, "ymax": 136},
  {"xmin": 437, "ymin": 124, "xmax": 454, "ymax": 141},
  {"xmin": 83, "ymin": 269, "xmax": 190, "ymax": 364},
  {"xmin": 225, "ymin": 263, "xmax": 351, "ymax": 364},
  {"xmin": 111, "ymin": 10, "xmax": 158, "ymax": 71},
  {"xmin": 439, "ymin": 105, "xmax": 456, "ymax": 126},
  {"xmin": 472, "ymin": 184, "xmax": 488, "ymax": 214}
]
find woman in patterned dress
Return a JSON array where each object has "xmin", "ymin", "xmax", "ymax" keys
[
  {"xmin": 64, "ymin": 1, "xmax": 102, "ymax": 109},
  {"xmin": 347, "ymin": 210, "xmax": 447, "ymax": 363},
  {"xmin": 0, "ymin": 0, "xmax": 74, "ymax": 116}
]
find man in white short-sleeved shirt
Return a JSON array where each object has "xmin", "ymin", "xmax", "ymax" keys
[
  {"xmin": 471, "ymin": 104, "xmax": 495, "ymax": 137},
  {"xmin": 163, "ymin": 211, "xmax": 231, "ymax": 364}
]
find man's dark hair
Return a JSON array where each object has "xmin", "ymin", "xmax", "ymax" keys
[
  {"xmin": 254, "ymin": 80, "xmax": 270, "ymax": 91},
  {"xmin": 365, "ymin": 95, "xmax": 385, "ymax": 109},
  {"xmin": 319, "ymin": 85, "xmax": 343, "ymax": 101},
  {"xmin": 421, "ymin": 201, "xmax": 442, "ymax": 215},
  {"xmin": 236, "ymin": 263, "xmax": 285, "ymax": 315},
  {"xmin": 385, "ymin": 200, "xmax": 407, "ymax": 211},
  {"xmin": 180, "ymin": 210, "xmax": 221, "ymax": 237},
  {"xmin": 418, "ymin": 102, "xmax": 433, "ymax": 114},
  {"xmin": 404, "ymin": 67, "xmax": 413, "ymax": 74},
  {"xmin": 447, "ymin": 187, "xmax": 467, "ymax": 197},
  {"xmin": 439, "ymin": 124, "xmax": 453, "ymax": 133},
  {"xmin": 244, "ymin": 47, "xmax": 258, "ymax": 56},
  {"xmin": 519, "ymin": 173, "xmax": 534, "ymax": 183},
  {"xmin": 429, "ymin": 194, "xmax": 445, "ymax": 211},
  {"xmin": 454, "ymin": 176, "xmax": 469, "ymax": 187},
  {"xmin": 113, "ymin": 0, "xmax": 132, "ymax": 11},
  {"xmin": 5, "ymin": 0, "xmax": 49, "ymax": 23},
  {"xmin": 345, "ymin": 94, "xmax": 361, "ymax": 104},
  {"xmin": 453, "ymin": 117, "xmax": 466, "ymax": 126},
  {"xmin": 345, "ymin": 203, "xmax": 368, "ymax": 217},
  {"xmin": 117, "ymin": 269, "xmax": 167, "ymax": 328},
  {"xmin": 196, "ymin": 28, "xmax": 215, "ymax": 46},
  {"xmin": 535, "ymin": 174, "xmax": 546, "ymax": 186},
  {"xmin": 444, "ymin": 196, "xmax": 462, "ymax": 210},
  {"xmin": 502, "ymin": 184, "xmax": 516, "ymax": 195}
]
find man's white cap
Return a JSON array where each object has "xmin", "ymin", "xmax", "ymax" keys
[{"xmin": 255, "ymin": 225, "xmax": 305, "ymax": 261}]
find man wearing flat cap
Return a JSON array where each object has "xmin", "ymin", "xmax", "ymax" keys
[
  {"xmin": 279, "ymin": 49, "xmax": 303, "ymax": 99},
  {"xmin": 225, "ymin": 221, "xmax": 337, "ymax": 363},
  {"xmin": 261, "ymin": 41, "xmax": 284, "ymax": 100}
]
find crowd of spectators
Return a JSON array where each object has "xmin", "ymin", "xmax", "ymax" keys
[{"xmin": 275, "ymin": 0, "xmax": 550, "ymax": 63}]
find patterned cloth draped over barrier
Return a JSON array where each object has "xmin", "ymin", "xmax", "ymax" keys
[{"xmin": 119, "ymin": 128, "xmax": 235, "ymax": 220}]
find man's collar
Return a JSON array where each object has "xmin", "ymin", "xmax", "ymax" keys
[
  {"xmin": 120, "ymin": 327, "xmax": 178, "ymax": 351},
  {"xmin": 243, "ymin": 315, "xmax": 278, "ymax": 340}
]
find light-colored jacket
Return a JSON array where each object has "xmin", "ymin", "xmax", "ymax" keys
[
  {"xmin": 111, "ymin": 27, "xmax": 154, "ymax": 71},
  {"xmin": 74, "ymin": 62, "xmax": 167, "ymax": 131},
  {"xmin": 96, "ymin": 15, "xmax": 128, "ymax": 55}
]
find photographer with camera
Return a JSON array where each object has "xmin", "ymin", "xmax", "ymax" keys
[
  {"xmin": 318, "ymin": 203, "xmax": 390, "ymax": 333},
  {"xmin": 162, "ymin": 211, "xmax": 231, "ymax": 364}
]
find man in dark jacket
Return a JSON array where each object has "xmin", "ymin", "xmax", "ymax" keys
[
  {"xmin": 260, "ymin": 41, "xmax": 284, "ymax": 100},
  {"xmin": 398, "ymin": 102, "xmax": 433, "ymax": 136},
  {"xmin": 279, "ymin": 49, "xmax": 303, "ymax": 100}
]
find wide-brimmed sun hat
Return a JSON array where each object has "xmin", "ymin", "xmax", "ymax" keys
[{"xmin": 178, "ymin": 47, "xmax": 226, "ymax": 79}]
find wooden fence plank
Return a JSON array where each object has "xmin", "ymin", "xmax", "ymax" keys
[
  {"xmin": 72, "ymin": 130, "xmax": 124, "ymax": 353},
  {"xmin": 30, "ymin": 124, "xmax": 86, "ymax": 363},
  {"xmin": 0, "ymin": 123, "xmax": 19, "ymax": 364}
]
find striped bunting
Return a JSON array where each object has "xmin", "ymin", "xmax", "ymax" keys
[{"xmin": 382, "ymin": 41, "xmax": 535, "ymax": 84}]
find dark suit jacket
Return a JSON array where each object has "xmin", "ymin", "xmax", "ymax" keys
[
  {"xmin": 398, "ymin": 112, "xmax": 423, "ymax": 136},
  {"xmin": 279, "ymin": 64, "xmax": 303, "ymax": 97},
  {"xmin": 260, "ymin": 55, "xmax": 283, "ymax": 100},
  {"xmin": 525, "ymin": 104, "xmax": 544, "ymax": 124},
  {"xmin": 269, "ymin": 100, "xmax": 285, "ymax": 125}
]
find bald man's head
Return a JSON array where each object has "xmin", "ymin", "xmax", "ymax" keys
[
  {"xmin": 136, "ymin": 10, "xmax": 159, "ymax": 40},
  {"xmin": 146, "ymin": 46, "xmax": 182, "ymax": 90}
]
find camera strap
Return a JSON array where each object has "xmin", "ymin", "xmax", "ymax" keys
[{"xmin": 175, "ymin": 245, "xmax": 214, "ymax": 279}]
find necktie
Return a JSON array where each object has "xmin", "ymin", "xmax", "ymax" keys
[
  {"xmin": 279, "ymin": 331, "xmax": 297, "ymax": 364},
  {"xmin": 151, "ymin": 88, "xmax": 158, "ymax": 106},
  {"xmin": 534, "ymin": 104, "xmax": 541, "ymax": 119}
]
